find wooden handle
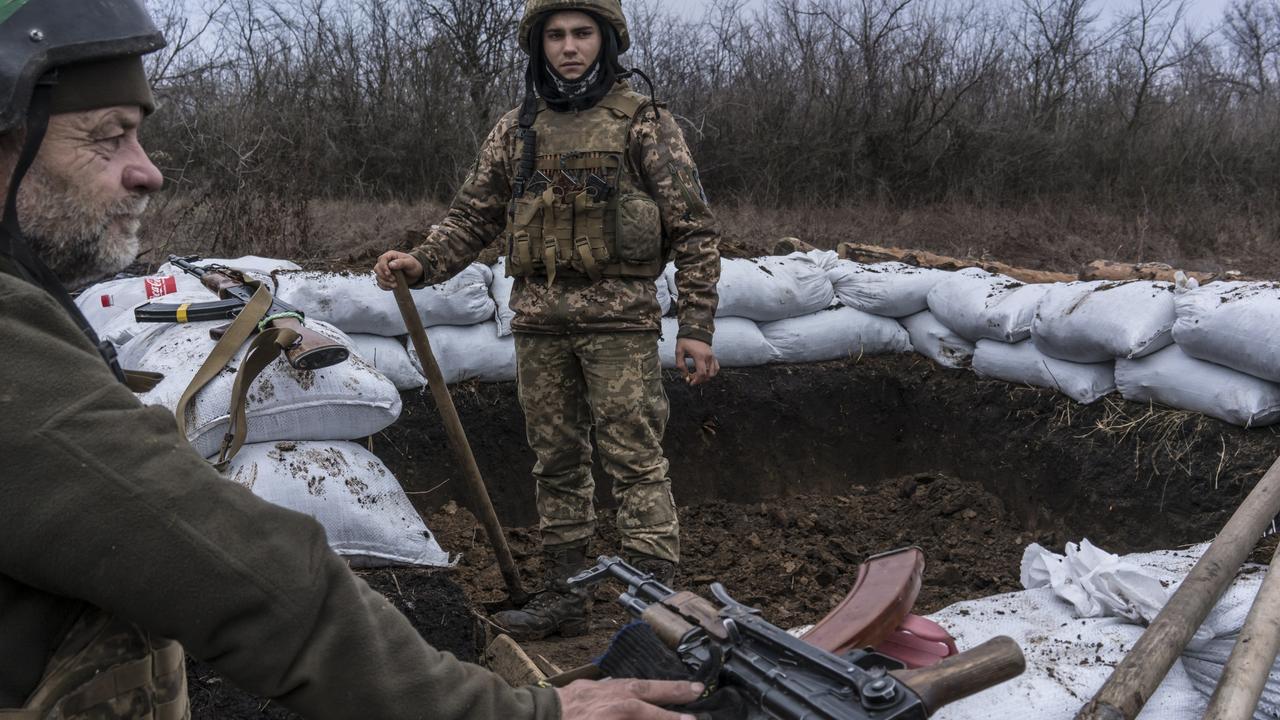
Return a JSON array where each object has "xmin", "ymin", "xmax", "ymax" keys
[
  {"xmin": 891, "ymin": 635, "xmax": 1025, "ymax": 713},
  {"xmin": 391, "ymin": 270, "xmax": 529, "ymax": 606},
  {"xmin": 273, "ymin": 316, "xmax": 350, "ymax": 370},
  {"xmin": 1077, "ymin": 453, "xmax": 1280, "ymax": 720},
  {"xmin": 641, "ymin": 604, "xmax": 696, "ymax": 649}
]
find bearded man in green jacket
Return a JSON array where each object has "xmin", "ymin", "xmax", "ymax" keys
[
  {"xmin": 0, "ymin": 1, "xmax": 703, "ymax": 717},
  {"xmin": 376, "ymin": 0, "xmax": 723, "ymax": 643}
]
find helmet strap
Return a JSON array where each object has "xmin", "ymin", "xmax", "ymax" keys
[{"xmin": 0, "ymin": 73, "xmax": 128, "ymax": 384}]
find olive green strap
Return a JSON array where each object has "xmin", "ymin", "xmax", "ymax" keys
[
  {"xmin": 174, "ymin": 284, "xmax": 273, "ymax": 448},
  {"xmin": 573, "ymin": 191, "xmax": 603, "ymax": 281},
  {"xmin": 540, "ymin": 187, "xmax": 559, "ymax": 286},
  {"xmin": 214, "ymin": 325, "xmax": 298, "ymax": 469}
]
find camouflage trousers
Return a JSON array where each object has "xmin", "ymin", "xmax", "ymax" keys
[
  {"xmin": 0, "ymin": 610, "xmax": 188, "ymax": 720},
  {"xmin": 515, "ymin": 331, "xmax": 679, "ymax": 563}
]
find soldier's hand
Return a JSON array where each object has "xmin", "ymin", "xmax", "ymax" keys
[
  {"xmin": 557, "ymin": 679, "xmax": 703, "ymax": 720},
  {"xmin": 373, "ymin": 251, "xmax": 423, "ymax": 290},
  {"xmin": 675, "ymin": 339, "xmax": 719, "ymax": 386}
]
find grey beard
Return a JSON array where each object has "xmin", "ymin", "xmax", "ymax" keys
[
  {"xmin": 545, "ymin": 59, "xmax": 601, "ymax": 99},
  {"xmin": 16, "ymin": 166, "xmax": 146, "ymax": 289}
]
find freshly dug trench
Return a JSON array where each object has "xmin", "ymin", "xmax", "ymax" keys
[
  {"xmin": 381, "ymin": 356, "xmax": 1279, "ymax": 549},
  {"xmin": 190, "ymin": 357, "xmax": 1280, "ymax": 715}
]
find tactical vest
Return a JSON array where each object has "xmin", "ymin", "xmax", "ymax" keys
[
  {"xmin": 504, "ymin": 89, "xmax": 665, "ymax": 283},
  {"xmin": 0, "ymin": 610, "xmax": 189, "ymax": 720}
]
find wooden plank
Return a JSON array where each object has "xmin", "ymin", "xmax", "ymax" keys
[
  {"xmin": 483, "ymin": 634, "xmax": 547, "ymax": 688},
  {"xmin": 835, "ymin": 242, "xmax": 1075, "ymax": 284}
]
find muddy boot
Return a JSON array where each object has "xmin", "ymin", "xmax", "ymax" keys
[
  {"xmin": 491, "ymin": 542, "xmax": 591, "ymax": 641},
  {"xmin": 626, "ymin": 553, "xmax": 677, "ymax": 586}
]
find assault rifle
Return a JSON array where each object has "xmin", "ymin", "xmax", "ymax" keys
[
  {"xmin": 568, "ymin": 555, "xmax": 1025, "ymax": 720},
  {"xmin": 134, "ymin": 255, "xmax": 348, "ymax": 371}
]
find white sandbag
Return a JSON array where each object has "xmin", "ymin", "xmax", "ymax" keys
[
  {"xmin": 1115, "ymin": 344, "xmax": 1280, "ymax": 427},
  {"xmin": 800, "ymin": 249, "xmax": 840, "ymax": 271},
  {"xmin": 119, "ymin": 319, "xmax": 402, "ymax": 458},
  {"xmin": 927, "ymin": 268, "xmax": 1054, "ymax": 342},
  {"xmin": 657, "ymin": 317, "xmax": 777, "ymax": 369},
  {"xmin": 1173, "ymin": 281, "xmax": 1280, "ymax": 382},
  {"xmin": 973, "ymin": 339, "xmax": 1115, "ymax": 404},
  {"xmin": 273, "ymin": 264, "xmax": 495, "ymax": 337},
  {"xmin": 407, "ymin": 321, "xmax": 516, "ymax": 384},
  {"xmin": 759, "ymin": 306, "xmax": 911, "ymax": 364},
  {"xmin": 828, "ymin": 261, "xmax": 951, "ymax": 318},
  {"xmin": 1021, "ymin": 540, "xmax": 1176, "ymax": 626},
  {"xmin": 225, "ymin": 441, "xmax": 451, "ymax": 568},
  {"xmin": 931, "ymin": 589, "xmax": 1206, "ymax": 720},
  {"xmin": 900, "ymin": 310, "xmax": 974, "ymax": 369},
  {"xmin": 490, "ymin": 259, "xmax": 516, "ymax": 335},
  {"xmin": 348, "ymin": 334, "xmax": 425, "ymax": 391},
  {"xmin": 1032, "ymin": 281, "xmax": 1175, "ymax": 363},
  {"xmin": 666, "ymin": 255, "xmax": 835, "ymax": 322},
  {"xmin": 75, "ymin": 274, "xmax": 204, "ymax": 332},
  {"xmin": 656, "ymin": 272, "xmax": 672, "ymax": 316}
]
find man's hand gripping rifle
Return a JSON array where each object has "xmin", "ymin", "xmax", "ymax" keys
[
  {"xmin": 134, "ymin": 255, "xmax": 348, "ymax": 370},
  {"xmin": 570, "ymin": 556, "xmax": 1025, "ymax": 720}
]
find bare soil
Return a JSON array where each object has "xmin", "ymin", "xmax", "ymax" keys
[{"xmin": 188, "ymin": 357, "xmax": 1280, "ymax": 716}]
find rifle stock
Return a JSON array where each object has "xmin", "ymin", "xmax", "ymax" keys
[{"xmin": 272, "ymin": 315, "xmax": 350, "ymax": 371}]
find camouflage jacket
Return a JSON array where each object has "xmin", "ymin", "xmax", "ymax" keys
[{"xmin": 409, "ymin": 82, "xmax": 720, "ymax": 344}]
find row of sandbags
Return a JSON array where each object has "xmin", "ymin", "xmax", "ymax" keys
[
  {"xmin": 76, "ymin": 256, "xmax": 451, "ymax": 569},
  {"xmin": 931, "ymin": 541, "xmax": 1276, "ymax": 720},
  {"xmin": 824, "ymin": 258, "xmax": 1280, "ymax": 428},
  {"xmin": 79, "ymin": 252, "xmax": 1280, "ymax": 429}
]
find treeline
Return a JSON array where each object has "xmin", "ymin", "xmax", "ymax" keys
[{"xmin": 144, "ymin": 0, "xmax": 1280, "ymax": 209}]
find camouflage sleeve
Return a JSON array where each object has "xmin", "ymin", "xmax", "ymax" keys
[
  {"xmin": 631, "ymin": 106, "xmax": 720, "ymax": 345},
  {"xmin": 408, "ymin": 115, "xmax": 517, "ymax": 287}
]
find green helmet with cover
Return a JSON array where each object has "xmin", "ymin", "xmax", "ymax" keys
[
  {"xmin": 0, "ymin": 0, "xmax": 165, "ymax": 134},
  {"xmin": 518, "ymin": 0, "xmax": 630, "ymax": 54}
]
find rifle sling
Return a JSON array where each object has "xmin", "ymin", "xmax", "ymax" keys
[
  {"xmin": 214, "ymin": 325, "xmax": 298, "ymax": 469},
  {"xmin": 174, "ymin": 284, "xmax": 273, "ymax": 465}
]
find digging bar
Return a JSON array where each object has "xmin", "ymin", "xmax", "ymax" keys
[
  {"xmin": 392, "ymin": 269, "xmax": 529, "ymax": 606},
  {"xmin": 1076, "ymin": 454, "xmax": 1280, "ymax": 720},
  {"xmin": 1201, "ymin": 539, "xmax": 1280, "ymax": 719}
]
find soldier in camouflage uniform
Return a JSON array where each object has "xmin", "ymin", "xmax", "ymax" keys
[
  {"xmin": 1, "ymin": 0, "xmax": 705, "ymax": 716},
  {"xmin": 375, "ymin": 0, "xmax": 722, "ymax": 640}
]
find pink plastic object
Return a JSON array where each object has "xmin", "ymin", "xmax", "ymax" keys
[{"xmin": 874, "ymin": 614, "xmax": 959, "ymax": 669}]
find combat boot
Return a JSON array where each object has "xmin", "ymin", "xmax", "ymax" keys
[
  {"xmin": 626, "ymin": 552, "xmax": 676, "ymax": 586},
  {"xmin": 492, "ymin": 542, "xmax": 592, "ymax": 641}
]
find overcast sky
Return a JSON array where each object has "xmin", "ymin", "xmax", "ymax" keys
[
  {"xmin": 172, "ymin": 0, "xmax": 1240, "ymax": 32},
  {"xmin": 671, "ymin": 0, "xmax": 1237, "ymax": 25}
]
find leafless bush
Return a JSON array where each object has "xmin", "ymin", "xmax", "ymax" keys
[{"xmin": 142, "ymin": 0, "xmax": 1280, "ymax": 242}]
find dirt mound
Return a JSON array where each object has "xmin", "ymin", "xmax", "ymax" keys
[{"xmin": 430, "ymin": 469, "xmax": 1032, "ymax": 670}]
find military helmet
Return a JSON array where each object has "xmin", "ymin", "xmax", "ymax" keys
[
  {"xmin": 518, "ymin": 0, "xmax": 630, "ymax": 55},
  {"xmin": 0, "ymin": 0, "xmax": 165, "ymax": 133}
]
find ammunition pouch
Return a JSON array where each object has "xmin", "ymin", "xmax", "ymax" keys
[{"xmin": 503, "ymin": 88, "xmax": 666, "ymax": 283}]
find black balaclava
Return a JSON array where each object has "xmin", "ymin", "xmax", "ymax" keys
[{"xmin": 528, "ymin": 11, "xmax": 621, "ymax": 113}]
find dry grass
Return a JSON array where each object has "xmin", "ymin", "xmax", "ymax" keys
[{"xmin": 138, "ymin": 193, "xmax": 1280, "ymax": 279}]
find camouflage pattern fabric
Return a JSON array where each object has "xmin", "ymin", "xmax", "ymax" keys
[
  {"xmin": 409, "ymin": 81, "xmax": 720, "ymax": 345},
  {"xmin": 515, "ymin": 331, "xmax": 679, "ymax": 562},
  {"xmin": 518, "ymin": 0, "xmax": 629, "ymax": 52},
  {"xmin": 5, "ymin": 610, "xmax": 188, "ymax": 720}
]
